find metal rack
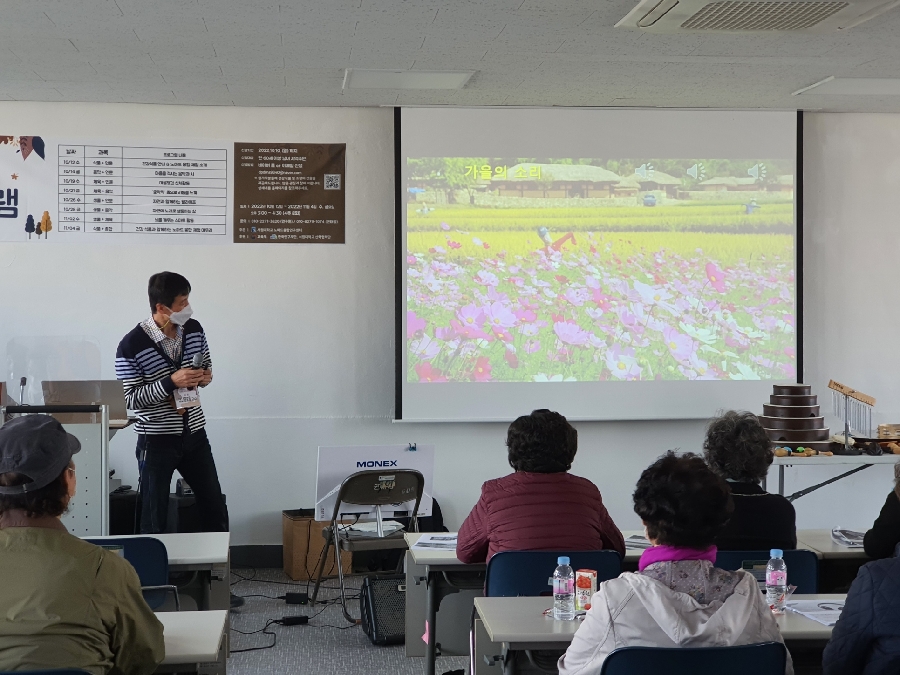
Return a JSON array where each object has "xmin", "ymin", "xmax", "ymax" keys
[{"xmin": 829, "ymin": 379, "xmax": 875, "ymax": 453}]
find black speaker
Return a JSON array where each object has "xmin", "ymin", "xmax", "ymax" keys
[{"xmin": 359, "ymin": 573, "xmax": 406, "ymax": 646}]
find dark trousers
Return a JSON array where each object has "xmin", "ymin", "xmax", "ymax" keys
[{"xmin": 136, "ymin": 428, "xmax": 229, "ymax": 534}]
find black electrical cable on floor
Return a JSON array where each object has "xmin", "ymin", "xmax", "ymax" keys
[
  {"xmin": 309, "ymin": 623, "xmax": 359, "ymax": 630},
  {"xmin": 230, "ymin": 567, "xmax": 257, "ymax": 587},
  {"xmin": 235, "ymin": 594, "xmax": 284, "ymax": 600},
  {"xmin": 231, "ymin": 566, "xmax": 348, "ymax": 593},
  {"xmin": 230, "ymin": 619, "xmax": 282, "ymax": 654}
]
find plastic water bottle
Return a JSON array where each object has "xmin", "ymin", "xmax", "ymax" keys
[
  {"xmin": 553, "ymin": 556, "xmax": 576, "ymax": 621},
  {"xmin": 766, "ymin": 549, "xmax": 788, "ymax": 614}
]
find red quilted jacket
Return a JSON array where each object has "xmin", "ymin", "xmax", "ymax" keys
[{"xmin": 456, "ymin": 471, "xmax": 626, "ymax": 563}]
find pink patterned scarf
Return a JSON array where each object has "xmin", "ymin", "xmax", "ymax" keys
[{"xmin": 638, "ymin": 544, "xmax": 717, "ymax": 572}]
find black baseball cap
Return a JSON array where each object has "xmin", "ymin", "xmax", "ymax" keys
[{"xmin": 0, "ymin": 415, "xmax": 81, "ymax": 495}]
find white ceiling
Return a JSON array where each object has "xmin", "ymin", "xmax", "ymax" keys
[{"xmin": 2, "ymin": 0, "xmax": 900, "ymax": 111}]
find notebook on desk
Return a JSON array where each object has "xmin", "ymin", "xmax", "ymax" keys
[{"xmin": 41, "ymin": 380, "xmax": 130, "ymax": 426}]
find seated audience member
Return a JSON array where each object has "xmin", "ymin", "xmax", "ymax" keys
[
  {"xmin": 863, "ymin": 463, "xmax": 900, "ymax": 559},
  {"xmin": 558, "ymin": 452, "xmax": 793, "ymax": 675},
  {"xmin": 823, "ymin": 555, "xmax": 900, "ymax": 674},
  {"xmin": 0, "ymin": 415, "xmax": 164, "ymax": 674},
  {"xmin": 456, "ymin": 409, "xmax": 625, "ymax": 563},
  {"xmin": 704, "ymin": 410, "xmax": 797, "ymax": 551}
]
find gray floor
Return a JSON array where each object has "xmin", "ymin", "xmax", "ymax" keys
[{"xmin": 228, "ymin": 568, "xmax": 469, "ymax": 675}]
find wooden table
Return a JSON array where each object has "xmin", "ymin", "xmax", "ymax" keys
[
  {"xmin": 474, "ymin": 594, "xmax": 843, "ymax": 673},
  {"xmin": 797, "ymin": 529, "xmax": 870, "ymax": 560},
  {"xmin": 778, "ymin": 595, "xmax": 844, "ymax": 640},
  {"xmin": 157, "ymin": 610, "xmax": 227, "ymax": 674},
  {"xmin": 404, "ymin": 532, "xmax": 486, "ymax": 675},
  {"xmin": 792, "ymin": 529, "xmax": 873, "ymax": 593},
  {"xmin": 768, "ymin": 454, "xmax": 898, "ymax": 498},
  {"xmin": 87, "ymin": 532, "xmax": 231, "ymax": 650},
  {"xmin": 85, "ymin": 532, "xmax": 230, "ymax": 608},
  {"xmin": 405, "ymin": 529, "xmax": 638, "ymax": 673}
]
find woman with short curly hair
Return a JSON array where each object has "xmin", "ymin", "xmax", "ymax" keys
[
  {"xmin": 703, "ymin": 410, "xmax": 796, "ymax": 551},
  {"xmin": 559, "ymin": 452, "xmax": 793, "ymax": 675},
  {"xmin": 456, "ymin": 409, "xmax": 625, "ymax": 563}
]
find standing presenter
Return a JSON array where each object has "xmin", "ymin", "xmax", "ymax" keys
[{"xmin": 115, "ymin": 272, "xmax": 229, "ymax": 538}]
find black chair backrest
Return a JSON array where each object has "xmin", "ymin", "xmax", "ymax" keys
[
  {"xmin": 84, "ymin": 536, "xmax": 170, "ymax": 609},
  {"xmin": 486, "ymin": 550, "xmax": 622, "ymax": 597},
  {"xmin": 600, "ymin": 642, "xmax": 787, "ymax": 675},
  {"xmin": 331, "ymin": 469, "xmax": 425, "ymax": 521}
]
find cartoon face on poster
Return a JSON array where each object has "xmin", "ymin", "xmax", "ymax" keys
[{"xmin": 0, "ymin": 136, "xmax": 55, "ymax": 241}]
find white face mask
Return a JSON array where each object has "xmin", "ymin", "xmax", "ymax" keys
[{"xmin": 167, "ymin": 304, "xmax": 193, "ymax": 326}]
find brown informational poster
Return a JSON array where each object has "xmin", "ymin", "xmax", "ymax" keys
[{"xmin": 233, "ymin": 142, "xmax": 345, "ymax": 244}]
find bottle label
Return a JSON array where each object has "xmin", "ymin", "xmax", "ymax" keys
[
  {"xmin": 766, "ymin": 570, "xmax": 787, "ymax": 586},
  {"xmin": 553, "ymin": 578, "xmax": 574, "ymax": 595}
]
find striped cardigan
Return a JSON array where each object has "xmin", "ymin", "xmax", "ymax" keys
[{"xmin": 115, "ymin": 319, "xmax": 212, "ymax": 435}]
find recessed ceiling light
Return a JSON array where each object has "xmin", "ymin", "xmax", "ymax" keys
[
  {"xmin": 342, "ymin": 69, "xmax": 475, "ymax": 90},
  {"xmin": 797, "ymin": 77, "xmax": 900, "ymax": 95}
]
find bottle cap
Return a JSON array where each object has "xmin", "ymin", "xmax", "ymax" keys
[
  {"xmin": 770, "ymin": 549, "xmax": 783, "ymax": 558},
  {"xmin": 558, "ymin": 556, "xmax": 570, "ymax": 565}
]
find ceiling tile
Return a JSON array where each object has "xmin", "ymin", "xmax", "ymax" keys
[{"xmin": 1, "ymin": 0, "xmax": 900, "ymax": 110}]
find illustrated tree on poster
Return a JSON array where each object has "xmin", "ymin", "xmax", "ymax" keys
[
  {"xmin": 24, "ymin": 214, "xmax": 35, "ymax": 239},
  {"xmin": 40, "ymin": 211, "xmax": 52, "ymax": 238},
  {"xmin": 36, "ymin": 219, "xmax": 43, "ymax": 237}
]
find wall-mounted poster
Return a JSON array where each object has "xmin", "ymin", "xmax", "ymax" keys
[
  {"xmin": 0, "ymin": 134, "xmax": 229, "ymax": 242},
  {"xmin": 0, "ymin": 134, "xmax": 345, "ymax": 244},
  {"xmin": 233, "ymin": 143, "xmax": 345, "ymax": 244}
]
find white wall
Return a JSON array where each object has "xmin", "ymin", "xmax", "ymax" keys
[
  {"xmin": 796, "ymin": 112, "xmax": 900, "ymax": 525},
  {"xmin": 1, "ymin": 102, "xmax": 895, "ymax": 545}
]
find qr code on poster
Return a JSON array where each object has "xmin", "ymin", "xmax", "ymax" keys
[{"xmin": 324, "ymin": 174, "xmax": 341, "ymax": 190}]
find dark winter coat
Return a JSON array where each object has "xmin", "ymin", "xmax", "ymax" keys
[
  {"xmin": 823, "ymin": 557, "xmax": 900, "ymax": 675},
  {"xmin": 864, "ymin": 490, "xmax": 900, "ymax": 560},
  {"xmin": 456, "ymin": 471, "xmax": 625, "ymax": 563},
  {"xmin": 715, "ymin": 481, "xmax": 797, "ymax": 552}
]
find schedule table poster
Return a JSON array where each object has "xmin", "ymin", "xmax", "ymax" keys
[
  {"xmin": 233, "ymin": 143, "xmax": 345, "ymax": 244},
  {"xmin": 60, "ymin": 145, "xmax": 228, "ymax": 235},
  {"xmin": 0, "ymin": 135, "xmax": 228, "ymax": 242}
]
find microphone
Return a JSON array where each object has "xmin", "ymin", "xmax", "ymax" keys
[
  {"xmin": 191, "ymin": 353, "xmax": 204, "ymax": 369},
  {"xmin": 19, "ymin": 377, "xmax": 26, "ymax": 405}
]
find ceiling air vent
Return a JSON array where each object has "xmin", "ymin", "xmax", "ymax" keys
[
  {"xmin": 616, "ymin": 0, "xmax": 900, "ymax": 32},
  {"xmin": 682, "ymin": 1, "xmax": 848, "ymax": 28}
]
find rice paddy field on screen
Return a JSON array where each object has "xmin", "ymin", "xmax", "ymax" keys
[{"xmin": 405, "ymin": 161, "xmax": 795, "ymax": 385}]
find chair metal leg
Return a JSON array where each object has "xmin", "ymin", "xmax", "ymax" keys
[
  {"xmin": 335, "ymin": 540, "xmax": 359, "ymax": 624},
  {"xmin": 310, "ymin": 527, "xmax": 333, "ymax": 606},
  {"xmin": 469, "ymin": 605, "xmax": 477, "ymax": 675},
  {"xmin": 425, "ymin": 569, "xmax": 437, "ymax": 675}
]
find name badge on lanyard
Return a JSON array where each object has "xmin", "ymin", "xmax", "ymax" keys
[
  {"xmin": 156, "ymin": 332, "xmax": 200, "ymax": 411},
  {"xmin": 174, "ymin": 386, "xmax": 201, "ymax": 409}
]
